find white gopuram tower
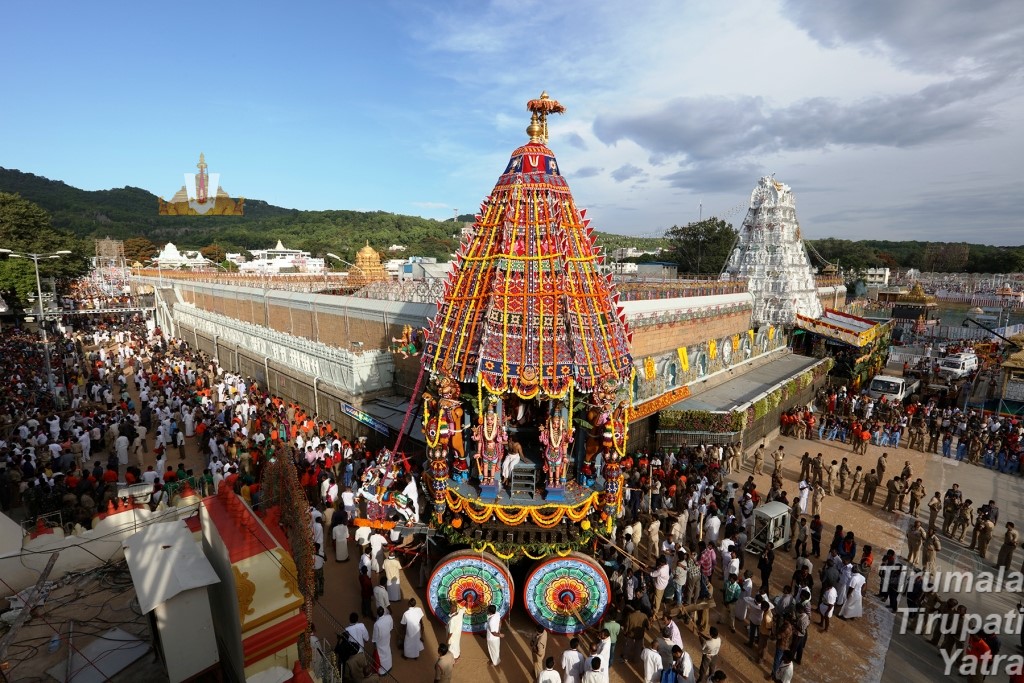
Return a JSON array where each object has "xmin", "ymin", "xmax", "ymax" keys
[{"xmin": 724, "ymin": 176, "xmax": 823, "ymax": 327}]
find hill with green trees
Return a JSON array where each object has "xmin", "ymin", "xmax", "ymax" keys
[
  {"xmin": 0, "ymin": 167, "xmax": 465, "ymax": 263},
  {"xmin": 0, "ymin": 169, "xmax": 668, "ymax": 265},
  {"xmin": 2, "ymin": 168, "xmax": 1020, "ymax": 273}
]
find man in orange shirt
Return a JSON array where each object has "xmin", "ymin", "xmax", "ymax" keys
[{"xmin": 962, "ymin": 633, "xmax": 991, "ymax": 683}]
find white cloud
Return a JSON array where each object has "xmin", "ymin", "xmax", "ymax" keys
[{"xmin": 404, "ymin": 0, "xmax": 1024, "ymax": 244}]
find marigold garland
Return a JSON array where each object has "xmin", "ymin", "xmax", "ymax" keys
[
  {"xmin": 470, "ymin": 540, "xmax": 577, "ymax": 560},
  {"xmin": 444, "ymin": 488, "xmax": 599, "ymax": 528}
]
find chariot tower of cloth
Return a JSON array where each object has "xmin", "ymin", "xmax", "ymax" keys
[{"xmin": 422, "ymin": 92, "xmax": 633, "ymax": 396}]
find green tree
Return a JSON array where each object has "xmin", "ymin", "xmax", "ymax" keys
[
  {"xmin": 123, "ymin": 236, "xmax": 158, "ymax": 265},
  {"xmin": 0, "ymin": 192, "xmax": 88, "ymax": 304},
  {"xmin": 666, "ymin": 217, "xmax": 737, "ymax": 276}
]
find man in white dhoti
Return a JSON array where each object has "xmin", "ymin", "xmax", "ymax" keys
[
  {"xmin": 798, "ymin": 480, "xmax": 810, "ymax": 515},
  {"xmin": 383, "ymin": 552, "xmax": 403, "ymax": 602},
  {"xmin": 400, "ymin": 599, "xmax": 425, "ymax": 659},
  {"xmin": 486, "ymin": 604, "xmax": 503, "ymax": 666},
  {"xmin": 838, "ymin": 566, "xmax": 866, "ymax": 620},
  {"xmin": 501, "ymin": 439, "xmax": 523, "ymax": 486},
  {"xmin": 369, "ymin": 532, "xmax": 387, "ymax": 573},
  {"xmin": 402, "ymin": 476, "xmax": 420, "ymax": 522},
  {"xmin": 373, "ymin": 577, "xmax": 390, "ymax": 613},
  {"xmin": 115, "ymin": 434, "xmax": 130, "ymax": 467},
  {"xmin": 372, "ymin": 607, "xmax": 393, "ymax": 674},
  {"xmin": 332, "ymin": 521, "xmax": 350, "ymax": 562},
  {"xmin": 447, "ymin": 600, "xmax": 467, "ymax": 659}
]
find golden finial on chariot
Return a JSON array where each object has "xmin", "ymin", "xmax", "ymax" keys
[{"xmin": 526, "ymin": 91, "xmax": 565, "ymax": 143}]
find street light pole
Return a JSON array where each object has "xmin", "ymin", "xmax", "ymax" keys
[
  {"xmin": 325, "ymin": 252, "xmax": 367, "ymax": 279},
  {"xmin": 31, "ymin": 254, "xmax": 57, "ymax": 399},
  {"xmin": 0, "ymin": 249, "xmax": 71, "ymax": 402}
]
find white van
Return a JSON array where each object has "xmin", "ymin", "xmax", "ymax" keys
[{"xmin": 937, "ymin": 353, "xmax": 979, "ymax": 380}]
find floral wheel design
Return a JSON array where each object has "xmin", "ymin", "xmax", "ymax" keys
[
  {"xmin": 427, "ymin": 551, "xmax": 514, "ymax": 633},
  {"xmin": 523, "ymin": 553, "xmax": 610, "ymax": 633}
]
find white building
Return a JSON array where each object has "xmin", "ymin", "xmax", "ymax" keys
[
  {"xmin": 608, "ymin": 262, "xmax": 639, "ymax": 275},
  {"xmin": 154, "ymin": 243, "xmax": 210, "ymax": 269},
  {"xmin": 238, "ymin": 240, "xmax": 325, "ymax": 274},
  {"xmin": 863, "ymin": 267, "xmax": 891, "ymax": 286},
  {"xmin": 397, "ymin": 256, "xmax": 453, "ymax": 281},
  {"xmin": 612, "ymin": 247, "xmax": 662, "ymax": 261}
]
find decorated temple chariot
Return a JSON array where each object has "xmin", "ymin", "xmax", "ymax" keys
[{"xmin": 359, "ymin": 93, "xmax": 634, "ymax": 635}]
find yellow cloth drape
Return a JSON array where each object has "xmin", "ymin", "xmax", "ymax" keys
[{"xmin": 677, "ymin": 347, "xmax": 689, "ymax": 372}]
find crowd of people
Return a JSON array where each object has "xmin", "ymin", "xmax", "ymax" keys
[
  {"xmin": 0, "ymin": 312, "xmax": 431, "ymax": 525},
  {"xmin": 776, "ymin": 383, "xmax": 1024, "ymax": 476},
  {"xmin": 586, "ymin": 443, "xmax": 837, "ymax": 683},
  {"xmin": 6, "ymin": 299, "xmax": 1024, "ymax": 683}
]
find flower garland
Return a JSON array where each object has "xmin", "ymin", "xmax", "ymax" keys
[
  {"xmin": 658, "ymin": 409, "xmax": 742, "ymax": 433},
  {"xmin": 444, "ymin": 488, "xmax": 599, "ymax": 528},
  {"xmin": 608, "ymin": 409, "xmax": 628, "ymax": 457},
  {"xmin": 469, "ymin": 540, "xmax": 577, "ymax": 560},
  {"xmin": 749, "ymin": 358, "xmax": 834, "ymax": 422},
  {"xmin": 424, "ymin": 397, "xmax": 440, "ymax": 448}
]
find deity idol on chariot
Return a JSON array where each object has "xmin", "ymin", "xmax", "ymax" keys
[
  {"xmin": 472, "ymin": 397, "xmax": 506, "ymax": 486},
  {"xmin": 539, "ymin": 409, "xmax": 572, "ymax": 488}
]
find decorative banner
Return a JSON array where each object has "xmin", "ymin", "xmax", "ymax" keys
[
  {"xmin": 709, "ymin": 339, "xmax": 717, "ymax": 360},
  {"xmin": 628, "ymin": 384, "xmax": 691, "ymax": 422},
  {"xmin": 748, "ymin": 329, "xmax": 756, "ymax": 346},
  {"xmin": 340, "ymin": 402, "xmax": 390, "ymax": 435},
  {"xmin": 677, "ymin": 346, "xmax": 689, "ymax": 372},
  {"xmin": 643, "ymin": 357, "xmax": 656, "ymax": 381},
  {"xmin": 732, "ymin": 334, "xmax": 740, "ymax": 352},
  {"xmin": 768, "ymin": 325, "xmax": 775, "ymax": 341}
]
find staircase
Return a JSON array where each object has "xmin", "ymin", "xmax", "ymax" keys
[{"xmin": 510, "ymin": 462, "xmax": 537, "ymax": 500}]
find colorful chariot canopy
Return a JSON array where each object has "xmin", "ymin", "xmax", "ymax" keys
[{"xmin": 423, "ymin": 93, "xmax": 633, "ymax": 398}]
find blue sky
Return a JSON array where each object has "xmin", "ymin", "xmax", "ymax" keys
[{"xmin": 2, "ymin": 0, "xmax": 1022, "ymax": 244}]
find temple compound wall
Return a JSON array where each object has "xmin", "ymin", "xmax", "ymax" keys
[{"xmin": 143, "ymin": 277, "xmax": 821, "ymax": 451}]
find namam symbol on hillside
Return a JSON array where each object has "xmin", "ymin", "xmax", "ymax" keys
[{"xmin": 158, "ymin": 153, "xmax": 245, "ymax": 215}]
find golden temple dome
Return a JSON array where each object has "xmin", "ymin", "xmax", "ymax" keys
[
  {"xmin": 357, "ymin": 241, "xmax": 378, "ymax": 259},
  {"xmin": 347, "ymin": 242, "xmax": 388, "ymax": 287}
]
